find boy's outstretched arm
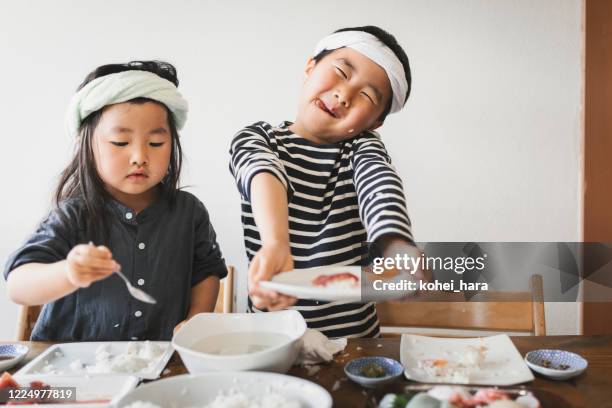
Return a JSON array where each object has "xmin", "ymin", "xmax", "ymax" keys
[
  {"xmin": 248, "ymin": 172, "xmax": 297, "ymax": 311},
  {"xmin": 376, "ymin": 235, "xmax": 430, "ymax": 283},
  {"xmin": 351, "ymin": 136, "xmax": 430, "ymax": 285},
  {"xmin": 229, "ymin": 123, "xmax": 297, "ymax": 311}
]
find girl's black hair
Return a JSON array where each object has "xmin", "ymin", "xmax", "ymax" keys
[
  {"xmin": 313, "ymin": 26, "xmax": 412, "ymax": 122},
  {"xmin": 54, "ymin": 60, "xmax": 184, "ymax": 242}
]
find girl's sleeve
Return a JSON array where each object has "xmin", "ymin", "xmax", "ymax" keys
[
  {"xmin": 229, "ymin": 122, "xmax": 293, "ymax": 200},
  {"xmin": 192, "ymin": 199, "xmax": 228, "ymax": 286},
  {"xmin": 3, "ymin": 203, "xmax": 79, "ymax": 280},
  {"xmin": 351, "ymin": 133, "xmax": 415, "ymax": 244}
]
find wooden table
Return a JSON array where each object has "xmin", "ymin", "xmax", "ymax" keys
[{"xmin": 8, "ymin": 336, "xmax": 612, "ymax": 407}]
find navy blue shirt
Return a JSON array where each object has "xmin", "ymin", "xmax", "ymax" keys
[{"xmin": 4, "ymin": 190, "xmax": 227, "ymax": 341}]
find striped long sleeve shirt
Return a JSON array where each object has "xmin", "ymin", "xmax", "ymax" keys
[{"xmin": 229, "ymin": 121, "xmax": 413, "ymax": 338}]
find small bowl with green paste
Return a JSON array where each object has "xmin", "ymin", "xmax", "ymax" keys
[{"xmin": 344, "ymin": 356, "xmax": 403, "ymax": 388}]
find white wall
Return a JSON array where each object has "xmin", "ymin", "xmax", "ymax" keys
[{"xmin": 0, "ymin": 0, "xmax": 583, "ymax": 339}]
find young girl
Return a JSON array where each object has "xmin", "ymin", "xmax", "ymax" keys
[
  {"xmin": 230, "ymin": 26, "xmax": 423, "ymax": 338},
  {"xmin": 4, "ymin": 61, "xmax": 227, "ymax": 341}
]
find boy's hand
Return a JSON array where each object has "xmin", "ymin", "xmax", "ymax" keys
[
  {"xmin": 65, "ymin": 244, "xmax": 119, "ymax": 288},
  {"xmin": 248, "ymin": 242, "xmax": 297, "ymax": 311},
  {"xmin": 375, "ymin": 236, "xmax": 432, "ymax": 301}
]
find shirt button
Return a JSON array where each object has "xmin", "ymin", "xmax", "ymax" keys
[
  {"xmin": 125, "ymin": 212, "xmax": 133, "ymax": 220},
  {"xmin": 137, "ymin": 279, "xmax": 145, "ymax": 286},
  {"xmin": 138, "ymin": 242, "xmax": 146, "ymax": 250},
  {"xmin": 134, "ymin": 311, "xmax": 142, "ymax": 318}
]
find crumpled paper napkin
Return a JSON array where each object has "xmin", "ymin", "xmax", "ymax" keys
[{"xmin": 295, "ymin": 328, "xmax": 347, "ymax": 366}]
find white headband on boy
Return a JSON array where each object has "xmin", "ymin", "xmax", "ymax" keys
[
  {"xmin": 66, "ymin": 70, "xmax": 189, "ymax": 138},
  {"xmin": 314, "ymin": 31, "xmax": 408, "ymax": 114}
]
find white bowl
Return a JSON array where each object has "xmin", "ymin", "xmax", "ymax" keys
[
  {"xmin": 172, "ymin": 310, "xmax": 306, "ymax": 373},
  {"xmin": 116, "ymin": 372, "xmax": 332, "ymax": 408}
]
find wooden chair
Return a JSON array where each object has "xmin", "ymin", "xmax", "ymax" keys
[
  {"xmin": 16, "ymin": 266, "xmax": 236, "ymax": 341},
  {"xmin": 377, "ymin": 274, "xmax": 546, "ymax": 337},
  {"xmin": 15, "ymin": 304, "xmax": 42, "ymax": 341},
  {"xmin": 214, "ymin": 265, "xmax": 235, "ymax": 314}
]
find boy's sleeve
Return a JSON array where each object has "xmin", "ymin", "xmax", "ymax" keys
[
  {"xmin": 192, "ymin": 199, "xmax": 228, "ymax": 287},
  {"xmin": 351, "ymin": 133, "xmax": 415, "ymax": 244},
  {"xmin": 229, "ymin": 122, "xmax": 293, "ymax": 200},
  {"xmin": 3, "ymin": 204, "xmax": 78, "ymax": 280}
]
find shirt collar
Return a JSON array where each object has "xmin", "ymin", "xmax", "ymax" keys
[{"xmin": 107, "ymin": 195, "xmax": 169, "ymax": 225}]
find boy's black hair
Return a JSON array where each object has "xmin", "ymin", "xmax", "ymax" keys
[
  {"xmin": 313, "ymin": 26, "xmax": 411, "ymax": 122},
  {"xmin": 55, "ymin": 60, "xmax": 184, "ymax": 242}
]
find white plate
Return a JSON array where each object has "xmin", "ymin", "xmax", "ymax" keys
[
  {"xmin": 259, "ymin": 266, "xmax": 362, "ymax": 302},
  {"xmin": 9, "ymin": 374, "xmax": 138, "ymax": 407},
  {"xmin": 116, "ymin": 372, "xmax": 332, "ymax": 408},
  {"xmin": 400, "ymin": 334, "xmax": 534, "ymax": 386},
  {"xmin": 15, "ymin": 342, "xmax": 173, "ymax": 380}
]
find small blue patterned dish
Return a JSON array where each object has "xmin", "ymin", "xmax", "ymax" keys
[
  {"xmin": 0, "ymin": 344, "xmax": 29, "ymax": 371},
  {"xmin": 525, "ymin": 349, "xmax": 587, "ymax": 380},
  {"xmin": 344, "ymin": 357, "xmax": 403, "ymax": 388}
]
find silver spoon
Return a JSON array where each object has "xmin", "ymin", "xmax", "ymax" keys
[
  {"xmin": 88, "ymin": 241, "xmax": 157, "ymax": 304},
  {"xmin": 115, "ymin": 270, "xmax": 157, "ymax": 304}
]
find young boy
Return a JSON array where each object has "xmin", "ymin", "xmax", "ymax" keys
[{"xmin": 230, "ymin": 26, "xmax": 420, "ymax": 338}]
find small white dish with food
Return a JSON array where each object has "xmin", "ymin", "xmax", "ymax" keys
[
  {"xmin": 15, "ymin": 341, "xmax": 173, "ymax": 380},
  {"xmin": 259, "ymin": 266, "xmax": 362, "ymax": 302},
  {"xmin": 524, "ymin": 349, "xmax": 587, "ymax": 380},
  {"xmin": 2, "ymin": 371, "xmax": 138, "ymax": 407}
]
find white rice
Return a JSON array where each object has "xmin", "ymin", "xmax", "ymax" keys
[
  {"xmin": 124, "ymin": 389, "xmax": 301, "ymax": 408},
  {"xmin": 125, "ymin": 402, "xmax": 163, "ymax": 408},
  {"xmin": 85, "ymin": 341, "xmax": 164, "ymax": 374},
  {"xmin": 202, "ymin": 389, "xmax": 301, "ymax": 408}
]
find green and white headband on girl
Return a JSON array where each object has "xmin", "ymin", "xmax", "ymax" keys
[
  {"xmin": 314, "ymin": 31, "xmax": 408, "ymax": 114},
  {"xmin": 66, "ymin": 70, "xmax": 189, "ymax": 138}
]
